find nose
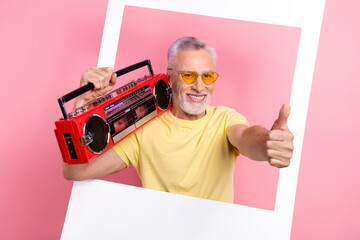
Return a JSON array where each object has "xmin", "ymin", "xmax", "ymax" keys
[{"xmin": 192, "ymin": 75, "xmax": 206, "ymax": 92}]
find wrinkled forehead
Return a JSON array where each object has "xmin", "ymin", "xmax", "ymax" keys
[{"xmin": 173, "ymin": 49, "xmax": 215, "ymax": 72}]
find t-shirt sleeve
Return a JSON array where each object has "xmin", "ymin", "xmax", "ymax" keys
[
  {"xmin": 112, "ymin": 132, "xmax": 140, "ymax": 170},
  {"xmin": 223, "ymin": 107, "xmax": 250, "ymax": 156},
  {"xmin": 225, "ymin": 108, "xmax": 249, "ymax": 132}
]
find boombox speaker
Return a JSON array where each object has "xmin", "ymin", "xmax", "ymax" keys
[{"xmin": 54, "ymin": 60, "xmax": 172, "ymax": 164}]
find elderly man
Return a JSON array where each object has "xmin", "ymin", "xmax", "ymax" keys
[{"xmin": 63, "ymin": 37, "xmax": 294, "ymax": 203}]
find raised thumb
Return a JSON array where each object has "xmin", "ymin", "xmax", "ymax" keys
[{"xmin": 271, "ymin": 104, "xmax": 290, "ymax": 130}]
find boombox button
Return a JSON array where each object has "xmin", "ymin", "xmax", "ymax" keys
[
  {"xmin": 82, "ymin": 105, "xmax": 88, "ymax": 111},
  {"xmin": 96, "ymin": 98, "xmax": 104, "ymax": 104},
  {"xmin": 68, "ymin": 112, "xmax": 76, "ymax": 118},
  {"xmin": 75, "ymin": 108, "xmax": 82, "ymax": 114}
]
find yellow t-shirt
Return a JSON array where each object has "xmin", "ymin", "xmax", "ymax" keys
[{"xmin": 112, "ymin": 106, "xmax": 249, "ymax": 203}]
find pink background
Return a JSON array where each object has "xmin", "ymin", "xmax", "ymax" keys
[{"xmin": 0, "ymin": 0, "xmax": 359, "ymax": 239}]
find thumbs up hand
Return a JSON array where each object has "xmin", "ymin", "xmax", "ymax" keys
[{"xmin": 266, "ymin": 104, "xmax": 294, "ymax": 168}]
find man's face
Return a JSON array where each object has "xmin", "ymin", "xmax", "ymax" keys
[{"xmin": 168, "ymin": 49, "xmax": 216, "ymax": 120}]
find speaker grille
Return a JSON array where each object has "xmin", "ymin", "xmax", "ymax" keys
[
  {"xmin": 84, "ymin": 115, "xmax": 109, "ymax": 154},
  {"xmin": 154, "ymin": 79, "xmax": 171, "ymax": 110}
]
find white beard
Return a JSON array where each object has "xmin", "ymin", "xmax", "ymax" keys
[{"xmin": 172, "ymin": 90, "xmax": 211, "ymax": 115}]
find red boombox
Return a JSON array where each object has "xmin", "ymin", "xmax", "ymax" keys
[{"xmin": 54, "ymin": 60, "xmax": 172, "ymax": 164}]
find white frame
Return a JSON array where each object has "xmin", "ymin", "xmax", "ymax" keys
[{"xmin": 61, "ymin": 0, "xmax": 326, "ymax": 239}]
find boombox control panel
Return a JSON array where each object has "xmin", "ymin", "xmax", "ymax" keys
[
  {"xmin": 68, "ymin": 77, "xmax": 149, "ymax": 118},
  {"xmin": 54, "ymin": 60, "xmax": 172, "ymax": 164}
]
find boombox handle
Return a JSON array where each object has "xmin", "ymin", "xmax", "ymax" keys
[{"xmin": 58, "ymin": 60, "xmax": 154, "ymax": 120}]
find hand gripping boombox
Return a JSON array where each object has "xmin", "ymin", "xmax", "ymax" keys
[{"xmin": 54, "ymin": 60, "xmax": 172, "ymax": 165}]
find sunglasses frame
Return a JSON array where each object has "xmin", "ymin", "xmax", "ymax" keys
[{"xmin": 179, "ymin": 71, "xmax": 219, "ymax": 85}]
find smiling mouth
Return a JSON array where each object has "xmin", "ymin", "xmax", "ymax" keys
[{"xmin": 187, "ymin": 94, "xmax": 207, "ymax": 102}]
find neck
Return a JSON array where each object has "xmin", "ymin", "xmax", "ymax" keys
[{"xmin": 170, "ymin": 105, "xmax": 206, "ymax": 120}]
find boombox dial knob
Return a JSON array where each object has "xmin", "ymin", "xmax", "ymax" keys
[{"xmin": 80, "ymin": 132, "xmax": 93, "ymax": 147}]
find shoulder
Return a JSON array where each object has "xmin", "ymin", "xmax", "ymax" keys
[
  {"xmin": 208, "ymin": 105, "xmax": 242, "ymax": 117},
  {"xmin": 208, "ymin": 105, "xmax": 249, "ymax": 126}
]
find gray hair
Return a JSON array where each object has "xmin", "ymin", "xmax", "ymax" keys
[{"xmin": 167, "ymin": 36, "xmax": 217, "ymax": 69}]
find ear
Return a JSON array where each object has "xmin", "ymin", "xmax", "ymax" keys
[{"xmin": 166, "ymin": 69, "xmax": 173, "ymax": 86}]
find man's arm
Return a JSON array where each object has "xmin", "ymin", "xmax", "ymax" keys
[
  {"xmin": 227, "ymin": 104, "xmax": 294, "ymax": 168},
  {"xmin": 63, "ymin": 148, "xmax": 127, "ymax": 181},
  {"xmin": 62, "ymin": 66, "xmax": 124, "ymax": 180}
]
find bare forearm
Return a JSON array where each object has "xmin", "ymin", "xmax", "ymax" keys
[
  {"xmin": 63, "ymin": 162, "xmax": 90, "ymax": 181},
  {"xmin": 228, "ymin": 125, "xmax": 269, "ymax": 161},
  {"xmin": 238, "ymin": 126, "xmax": 269, "ymax": 161},
  {"xmin": 62, "ymin": 148, "xmax": 127, "ymax": 181}
]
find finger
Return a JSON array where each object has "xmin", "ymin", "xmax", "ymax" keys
[
  {"xmin": 268, "ymin": 158, "xmax": 290, "ymax": 168},
  {"xmin": 89, "ymin": 71, "xmax": 106, "ymax": 89},
  {"xmin": 271, "ymin": 104, "xmax": 291, "ymax": 130},
  {"xmin": 80, "ymin": 71, "xmax": 89, "ymax": 87},
  {"xmin": 93, "ymin": 88, "xmax": 111, "ymax": 98},
  {"xmin": 267, "ymin": 149, "xmax": 293, "ymax": 162},
  {"xmin": 269, "ymin": 129, "xmax": 294, "ymax": 141},
  {"xmin": 110, "ymin": 72, "xmax": 117, "ymax": 85},
  {"xmin": 96, "ymin": 68, "xmax": 113, "ymax": 88},
  {"xmin": 81, "ymin": 68, "xmax": 103, "ymax": 89},
  {"xmin": 83, "ymin": 72, "xmax": 102, "ymax": 89},
  {"xmin": 101, "ymin": 85, "xmax": 114, "ymax": 95},
  {"xmin": 80, "ymin": 67, "xmax": 99, "ymax": 86},
  {"xmin": 98, "ymin": 67, "xmax": 113, "ymax": 77},
  {"xmin": 266, "ymin": 140, "xmax": 294, "ymax": 152},
  {"xmin": 99, "ymin": 67, "xmax": 118, "ymax": 87},
  {"xmin": 99, "ymin": 67, "xmax": 113, "ymax": 74}
]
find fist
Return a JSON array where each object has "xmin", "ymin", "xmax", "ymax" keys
[
  {"xmin": 75, "ymin": 67, "xmax": 117, "ymax": 109},
  {"xmin": 266, "ymin": 104, "xmax": 294, "ymax": 168}
]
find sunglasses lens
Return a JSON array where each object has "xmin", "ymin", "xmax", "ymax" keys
[
  {"xmin": 181, "ymin": 71, "xmax": 218, "ymax": 85},
  {"xmin": 202, "ymin": 72, "xmax": 218, "ymax": 85},
  {"xmin": 181, "ymin": 71, "xmax": 198, "ymax": 84}
]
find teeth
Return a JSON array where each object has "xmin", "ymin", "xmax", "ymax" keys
[{"xmin": 188, "ymin": 94, "xmax": 205, "ymax": 100}]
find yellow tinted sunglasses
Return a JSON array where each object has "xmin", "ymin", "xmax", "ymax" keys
[{"xmin": 180, "ymin": 71, "xmax": 219, "ymax": 85}]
